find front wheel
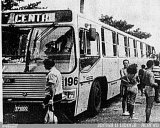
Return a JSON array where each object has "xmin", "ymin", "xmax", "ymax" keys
[{"xmin": 88, "ymin": 80, "xmax": 101, "ymax": 115}]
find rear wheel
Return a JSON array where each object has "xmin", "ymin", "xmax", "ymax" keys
[{"xmin": 88, "ymin": 80, "xmax": 101, "ymax": 115}]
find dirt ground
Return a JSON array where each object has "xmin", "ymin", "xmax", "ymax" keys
[
  {"xmin": 76, "ymin": 92, "xmax": 160, "ymax": 124},
  {"xmin": 3, "ymin": 92, "xmax": 160, "ymax": 125}
]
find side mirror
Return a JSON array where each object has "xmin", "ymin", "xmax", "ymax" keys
[{"xmin": 89, "ymin": 28, "xmax": 96, "ymax": 41}]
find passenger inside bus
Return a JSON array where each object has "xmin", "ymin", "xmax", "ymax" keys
[
  {"xmin": 45, "ymin": 41, "xmax": 58, "ymax": 55},
  {"xmin": 43, "ymin": 30, "xmax": 73, "ymax": 54},
  {"xmin": 59, "ymin": 30, "xmax": 73, "ymax": 53}
]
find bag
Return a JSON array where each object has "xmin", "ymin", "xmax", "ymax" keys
[
  {"xmin": 44, "ymin": 100, "xmax": 58, "ymax": 124},
  {"xmin": 44, "ymin": 107, "xmax": 58, "ymax": 124},
  {"xmin": 127, "ymin": 84, "xmax": 138, "ymax": 94},
  {"xmin": 122, "ymin": 76, "xmax": 138, "ymax": 94}
]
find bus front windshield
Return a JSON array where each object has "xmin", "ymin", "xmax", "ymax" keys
[{"xmin": 2, "ymin": 26, "xmax": 76, "ymax": 73}]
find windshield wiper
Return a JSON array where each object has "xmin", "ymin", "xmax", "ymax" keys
[{"xmin": 24, "ymin": 29, "xmax": 33, "ymax": 73}]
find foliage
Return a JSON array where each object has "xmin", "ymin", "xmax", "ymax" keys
[
  {"xmin": 19, "ymin": 1, "xmax": 45, "ymax": 9},
  {"xmin": 1, "ymin": 0, "xmax": 24, "ymax": 10},
  {"xmin": 99, "ymin": 14, "xmax": 134, "ymax": 32},
  {"xmin": 127, "ymin": 28, "xmax": 151, "ymax": 39},
  {"xmin": 99, "ymin": 15, "xmax": 114, "ymax": 26},
  {"xmin": 113, "ymin": 20, "xmax": 134, "ymax": 32},
  {"xmin": 99, "ymin": 14, "xmax": 151, "ymax": 39},
  {"xmin": 1, "ymin": 0, "xmax": 44, "ymax": 10}
]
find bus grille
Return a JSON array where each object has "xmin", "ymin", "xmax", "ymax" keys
[{"xmin": 3, "ymin": 74, "xmax": 46, "ymax": 99}]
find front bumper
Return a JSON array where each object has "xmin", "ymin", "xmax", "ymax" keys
[{"xmin": 3, "ymin": 99, "xmax": 45, "ymax": 124}]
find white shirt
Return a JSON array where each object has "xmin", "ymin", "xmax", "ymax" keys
[{"xmin": 46, "ymin": 66, "xmax": 63, "ymax": 95}]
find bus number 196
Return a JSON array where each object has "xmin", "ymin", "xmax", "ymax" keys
[{"xmin": 64, "ymin": 77, "xmax": 78, "ymax": 86}]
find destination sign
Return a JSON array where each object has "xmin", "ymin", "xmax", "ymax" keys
[
  {"xmin": 2, "ymin": 10, "xmax": 72, "ymax": 24},
  {"xmin": 13, "ymin": 13, "xmax": 55, "ymax": 23}
]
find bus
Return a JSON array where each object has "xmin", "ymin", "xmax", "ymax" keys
[{"xmin": 2, "ymin": 9, "xmax": 156, "ymax": 123}]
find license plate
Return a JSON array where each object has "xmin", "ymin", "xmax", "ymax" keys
[{"xmin": 14, "ymin": 105, "xmax": 29, "ymax": 112}]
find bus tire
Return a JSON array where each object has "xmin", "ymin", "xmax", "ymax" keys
[{"xmin": 88, "ymin": 80, "xmax": 101, "ymax": 115}]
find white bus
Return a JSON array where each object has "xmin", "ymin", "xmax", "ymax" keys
[{"xmin": 2, "ymin": 9, "xmax": 155, "ymax": 123}]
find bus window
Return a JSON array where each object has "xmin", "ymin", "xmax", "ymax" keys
[
  {"xmin": 128, "ymin": 38, "xmax": 134, "ymax": 57},
  {"xmin": 86, "ymin": 31, "xmax": 91, "ymax": 54},
  {"xmin": 147, "ymin": 45, "xmax": 151, "ymax": 58},
  {"xmin": 104, "ymin": 29, "xmax": 115, "ymax": 57},
  {"xmin": 79, "ymin": 29, "xmax": 100, "ymax": 71},
  {"xmin": 146, "ymin": 44, "xmax": 149, "ymax": 58},
  {"xmin": 28, "ymin": 26, "xmax": 76, "ymax": 73},
  {"xmin": 112, "ymin": 32, "xmax": 117, "ymax": 56},
  {"xmin": 143, "ymin": 43, "xmax": 146, "ymax": 58},
  {"xmin": 79, "ymin": 29, "xmax": 99, "ymax": 56},
  {"xmin": 118, "ymin": 34, "xmax": 125, "ymax": 57},
  {"xmin": 137, "ymin": 41, "xmax": 141, "ymax": 58},
  {"xmin": 124, "ymin": 36, "xmax": 130, "ymax": 57},
  {"xmin": 140, "ymin": 42, "xmax": 143, "ymax": 57},
  {"xmin": 87, "ymin": 31, "xmax": 100, "ymax": 56},
  {"xmin": 127, "ymin": 39, "xmax": 130, "ymax": 57},
  {"xmin": 133, "ymin": 40, "xmax": 138, "ymax": 57},
  {"xmin": 2, "ymin": 27, "xmax": 31, "ymax": 64},
  {"xmin": 101, "ymin": 28, "xmax": 106, "ymax": 56}
]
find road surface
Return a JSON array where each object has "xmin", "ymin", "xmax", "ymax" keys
[{"xmin": 76, "ymin": 92, "xmax": 160, "ymax": 124}]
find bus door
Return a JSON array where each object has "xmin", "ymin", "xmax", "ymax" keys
[{"xmin": 76, "ymin": 28, "xmax": 101, "ymax": 115}]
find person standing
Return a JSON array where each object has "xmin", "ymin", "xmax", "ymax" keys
[
  {"xmin": 121, "ymin": 64, "xmax": 139, "ymax": 119},
  {"xmin": 143, "ymin": 60, "xmax": 158, "ymax": 123},
  {"xmin": 153, "ymin": 60, "xmax": 160, "ymax": 103},
  {"xmin": 138, "ymin": 65, "xmax": 146, "ymax": 96},
  {"xmin": 43, "ymin": 59, "xmax": 71, "ymax": 123},
  {"xmin": 120, "ymin": 59, "xmax": 130, "ymax": 116}
]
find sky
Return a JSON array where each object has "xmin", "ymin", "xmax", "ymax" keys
[
  {"xmin": 97, "ymin": 0, "xmax": 160, "ymax": 53},
  {"xmin": 19, "ymin": 0, "xmax": 160, "ymax": 53}
]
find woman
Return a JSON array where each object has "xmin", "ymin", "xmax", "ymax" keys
[{"xmin": 121, "ymin": 64, "xmax": 139, "ymax": 119}]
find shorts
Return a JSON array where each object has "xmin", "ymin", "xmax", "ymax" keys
[
  {"xmin": 120, "ymin": 84, "xmax": 127, "ymax": 96},
  {"xmin": 127, "ymin": 91, "xmax": 136, "ymax": 105}
]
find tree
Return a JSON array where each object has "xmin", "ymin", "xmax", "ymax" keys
[
  {"xmin": 99, "ymin": 14, "xmax": 151, "ymax": 39},
  {"xmin": 127, "ymin": 28, "xmax": 151, "ymax": 39},
  {"xmin": 1, "ymin": 0, "xmax": 24, "ymax": 11},
  {"xmin": 1, "ymin": 0, "xmax": 44, "ymax": 10},
  {"xmin": 99, "ymin": 14, "xmax": 114, "ymax": 26},
  {"xmin": 19, "ymin": 1, "xmax": 45, "ymax": 10},
  {"xmin": 113, "ymin": 20, "xmax": 134, "ymax": 32},
  {"xmin": 99, "ymin": 14, "xmax": 134, "ymax": 32}
]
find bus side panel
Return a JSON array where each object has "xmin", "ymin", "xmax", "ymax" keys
[{"xmin": 102, "ymin": 57, "xmax": 120, "ymax": 99}]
